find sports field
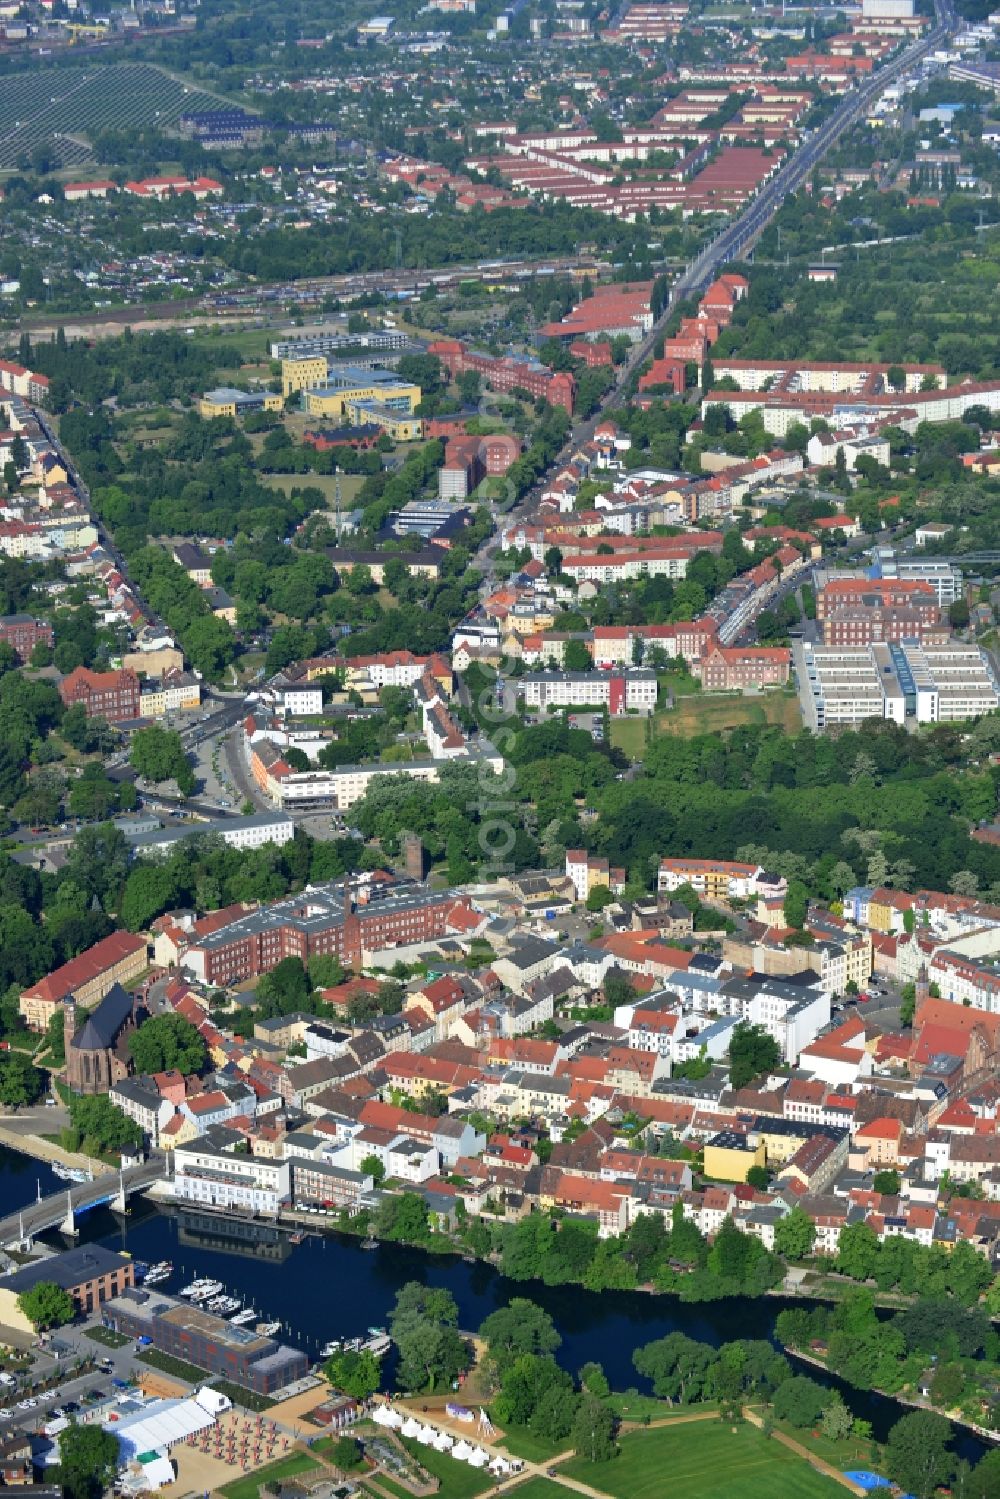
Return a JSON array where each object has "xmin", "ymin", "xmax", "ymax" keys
[{"xmin": 560, "ymin": 1422, "xmax": 842, "ymax": 1499}]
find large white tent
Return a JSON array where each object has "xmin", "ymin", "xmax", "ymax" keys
[{"xmin": 107, "ymin": 1399, "xmax": 214, "ymax": 1463}]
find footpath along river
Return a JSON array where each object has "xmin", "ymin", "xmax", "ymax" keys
[{"xmin": 0, "ymin": 1144, "xmax": 989, "ymax": 1461}]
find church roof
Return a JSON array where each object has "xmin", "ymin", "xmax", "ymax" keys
[{"xmin": 71, "ymin": 983, "xmax": 134, "ymax": 1051}]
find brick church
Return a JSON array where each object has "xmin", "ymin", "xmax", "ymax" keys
[{"xmin": 64, "ymin": 985, "xmax": 145, "ymax": 1095}]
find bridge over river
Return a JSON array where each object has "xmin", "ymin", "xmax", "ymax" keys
[{"xmin": 0, "ymin": 1159, "xmax": 163, "ymax": 1249}]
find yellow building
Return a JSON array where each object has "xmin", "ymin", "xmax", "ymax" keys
[
  {"xmin": 198, "ymin": 388, "xmax": 283, "ymax": 420},
  {"xmin": 703, "ymin": 1132, "xmax": 766, "ymax": 1183},
  {"xmin": 281, "ymin": 356, "xmax": 328, "ymax": 398},
  {"xmin": 303, "ymin": 373, "xmax": 420, "ymax": 418},
  {"xmin": 343, "ymin": 399, "xmax": 422, "ymax": 440}
]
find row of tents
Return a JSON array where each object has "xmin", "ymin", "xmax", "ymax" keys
[{"xmin": 370, "ymin": 1404, "xmax": 522, "ymax": 1477}]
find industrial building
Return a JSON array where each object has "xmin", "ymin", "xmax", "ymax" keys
[{"xmin": 104, "ymin": 1288, "xmax": 307, "ymax": 1396}]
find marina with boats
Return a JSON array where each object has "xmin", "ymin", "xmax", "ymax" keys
[{"xmin": 132, "ymin": 1252, "xmax": 392, "ymax": 1361}]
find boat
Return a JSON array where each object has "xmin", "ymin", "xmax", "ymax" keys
[
  {"xmin": 230, "ymin": 1309, "xmax": 257, "ymax": 1327},
  {"xmin": 361, "ymin": 1236, "xmax": 378, "ymax": 1250},
  {"xmin": 319, "ymin": 1341, "xmax": 342, "ymax": 1358},
  {"xmin": 289, "ymin": 1232, "xmax": 304, "ymax": 1246},
  {"xmin": 367, "ymin": 1326, "xmax": 386, "ymax": 1339},
  {"xmin": 256, "ymin": 1321, "xmax": 281, "ymax": 1337},
  {"xmin": 181, "ymin": 1279, "xmax": 222, "ymax": 1302},
  {"xmin": 52, "ymin": 1164, "xmax": 89, "ymax": 1184},
  {"xmin": 211, "ymin": 1297, "xmax": 241, "ymax": 1317}
]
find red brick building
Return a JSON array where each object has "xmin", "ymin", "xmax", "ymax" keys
[
  {"xmin": 697, "ymin": 646, "xmax": 791, "ymax": 691},
  {"xmin": 59, "ymin": 665, "xmax": 140, "ymax": 721},
  {"xmin": 639, "ymin": 357, "xmax": 687, "ymax": 395},
  {"xmin": 429, "ymin": 340, "xmax": 575, "ymax": 414},
  {"xmin": 822, "ymin": 605, "xmax": 947, "ymax": 647},
  {"xmin": 816, "ymin": 579, "xmax": 938, "ymax": 621},
  {"xmin": 183, "ymin": 878, "xmax": 478, "ymax": 986},
  {"xmin": 0, "ymin": 613, "xmax": 53, "ymax": 662}
]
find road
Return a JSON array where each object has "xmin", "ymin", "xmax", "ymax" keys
[{"xmin": 513, "ymin": 0, "xmax": 955, "ymax": 505}]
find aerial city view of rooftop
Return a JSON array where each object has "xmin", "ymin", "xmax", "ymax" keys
[{"xmin": 7, "ymin": 0, "xmax": 1000, "ymax": 1493}]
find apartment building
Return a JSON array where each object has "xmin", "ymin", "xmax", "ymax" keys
[
  {"xmin": 172, "ymin": 1139, "xmax": 291, "ymax": 1215},
  {"xmin": 520, "ymin": 668, "xmax": 658, "ymax": 715},
  {"xmin": 181, "ymin": 877, "xmax": 476, "ymax": 985},
  {"xmin": 658, "ymin": 858, "xmax": 785, "ymax": 902}
]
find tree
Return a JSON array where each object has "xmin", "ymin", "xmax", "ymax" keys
[
  {"xmin": 120, "ymin": 864, "xmax": 177, "ymax": 932},
  {"xmin": 564, "ymin": 639, "xmax": 593, "ymax": 671},
  {"xmin": 129, "ymin": 724, "xmax": 195, "ymax": 795},
  {"xmin": 360, "ymin": 1153, "xmax": 385, "ymax": 1184},
  {"xmin": 64, "ymin": 1093, "xmax": 143, "ymax": 1158},
  {"xmin": 930, "ymin": 1362, "xmax": 966, "ymax": 1409},
  {"xmin": 884, "ymin": 1411, "xmax": 954, "ymax": 1499},
  {"xmin": 820, "ymin": 1398, "xmax": 854, "ymax": 1443},
  {"xmin": 968, "ymin": 1449, "xmax": 1000, "ymax": 1498},
  {"xmin": 128, "ymin": 1014, "xmax": 207, "ymax": 1076},
  {"xmin": 727, "ymin": 1024, "xmax": 781, "ymax": 1090},
  {"xmin": 58, "ymin": 1423, "xmax": 121, "ymax": 1499},
  {"xmin": 746, "ymin": 1165, "xmax": 770, "ymax": 1190},
  {"xmin": 329, "ymin": 1435, "xmax": 361, "ymax": 1470},
  {"xmin": 323, "ymin": 1347, "xmax": 381, "ymax": 1400},
  {"xmin": 771, "ymin": 1374, "xmax": 830, "ymax": 1429},
  {"xmin": 836, "ymin": 1221, "xmax": 880, "ymax": 1282},
  {"xmin": 0, "ymin": 1052, "xmax": 44, "ymax": 1110},
  {"xmin": 872, "ymin": 1169, "xmax": 901, "ymax": 1196},
  {"xmin": 389, "ymin": 1282, "xmax": 466, "ymax": 1393},
  {"xmin": 633, "ymin": 1333, "xmax": 717, "ymax": 1404},
  {"xmin": 480, "ymin": 1300, "xmax": 561, "ymax": 1374},
  {"xmin": 571, "ymin": 1393, "xmax": 617, "ymax": 1463},
  {"xmin": 254, "ymin": 956, "xmax": 310, "ymax": 1016},
  {"xmin": 773, "ymin": 1205, "xmax": 816, "ymax": 1261},
  {"xmin": 783, "ymin": 880, "xmax": 808, "ymax": 929},
  {"xmin": 17, "ymin": 1280, "xmax": 74, "ymax": 1330}
]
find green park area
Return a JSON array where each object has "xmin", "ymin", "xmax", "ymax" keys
[
  {"xmin": 655, "ymin": 690, "xmax": 802, "ymax": 739},
  {"xmin": 611, "ymin": 689, "xmax": 801, "ymax": 753},
  {"xmin": 559, "ymin": 1421, "xmax": 842, "ymax": 1499},
  {"xmin": 219, "ymin": 1451, "xmax": 321, "ymax": 1499}
]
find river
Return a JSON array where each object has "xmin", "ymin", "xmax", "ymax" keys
[{"xmin": 0, "ymin": 1145, "xmax": 988, "ymax": 1461}]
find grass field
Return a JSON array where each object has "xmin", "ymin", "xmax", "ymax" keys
[
  {"xmin": 496, "ymin": 1426, "xmax": 562, "ymax": 1463},
  {"xmin": 504, "ymin": 1481, "xmax": 565, "ymax": 1499},
  {"xmin": 609, "ymin": 717, "xmax": 648, "ymax": 759},
  {"xmin": 261, "ymin": 472, "xmax": 368, "ymax": 505},
  {"xmin": 561, "ymin": 1422, "xmax": 842, "ymax": 1499},
  {"xmin": 218, "ymin": 1452, "xmax": 321, "ymax": 1499},
  {"xmin": 399, "ymin": 1439, "xmax": 494, "ymax": 1499},
  {"xmin": 655, "ymin": 691, "xmax": 801, "ymax": 738}
]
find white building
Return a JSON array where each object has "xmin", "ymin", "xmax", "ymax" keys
[
  {"xmin": 520, "ymin": 668, "xmax": 657, "ymax": 715},
  {"xmin": 172, "ymin": 1141, "xmax": 291, "ymax": 1215},
  {"xmin": 796, "ymin": 639, "xmax": 1000, "ymax": 731},
  {"xmin": 125, "ymin": 812, "xmax": 296, "ymax": 859}
]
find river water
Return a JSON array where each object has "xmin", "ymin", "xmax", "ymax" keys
[{"xmin": 0, "ymin": 1145, "xmax": 989, "ymax": 1460}]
